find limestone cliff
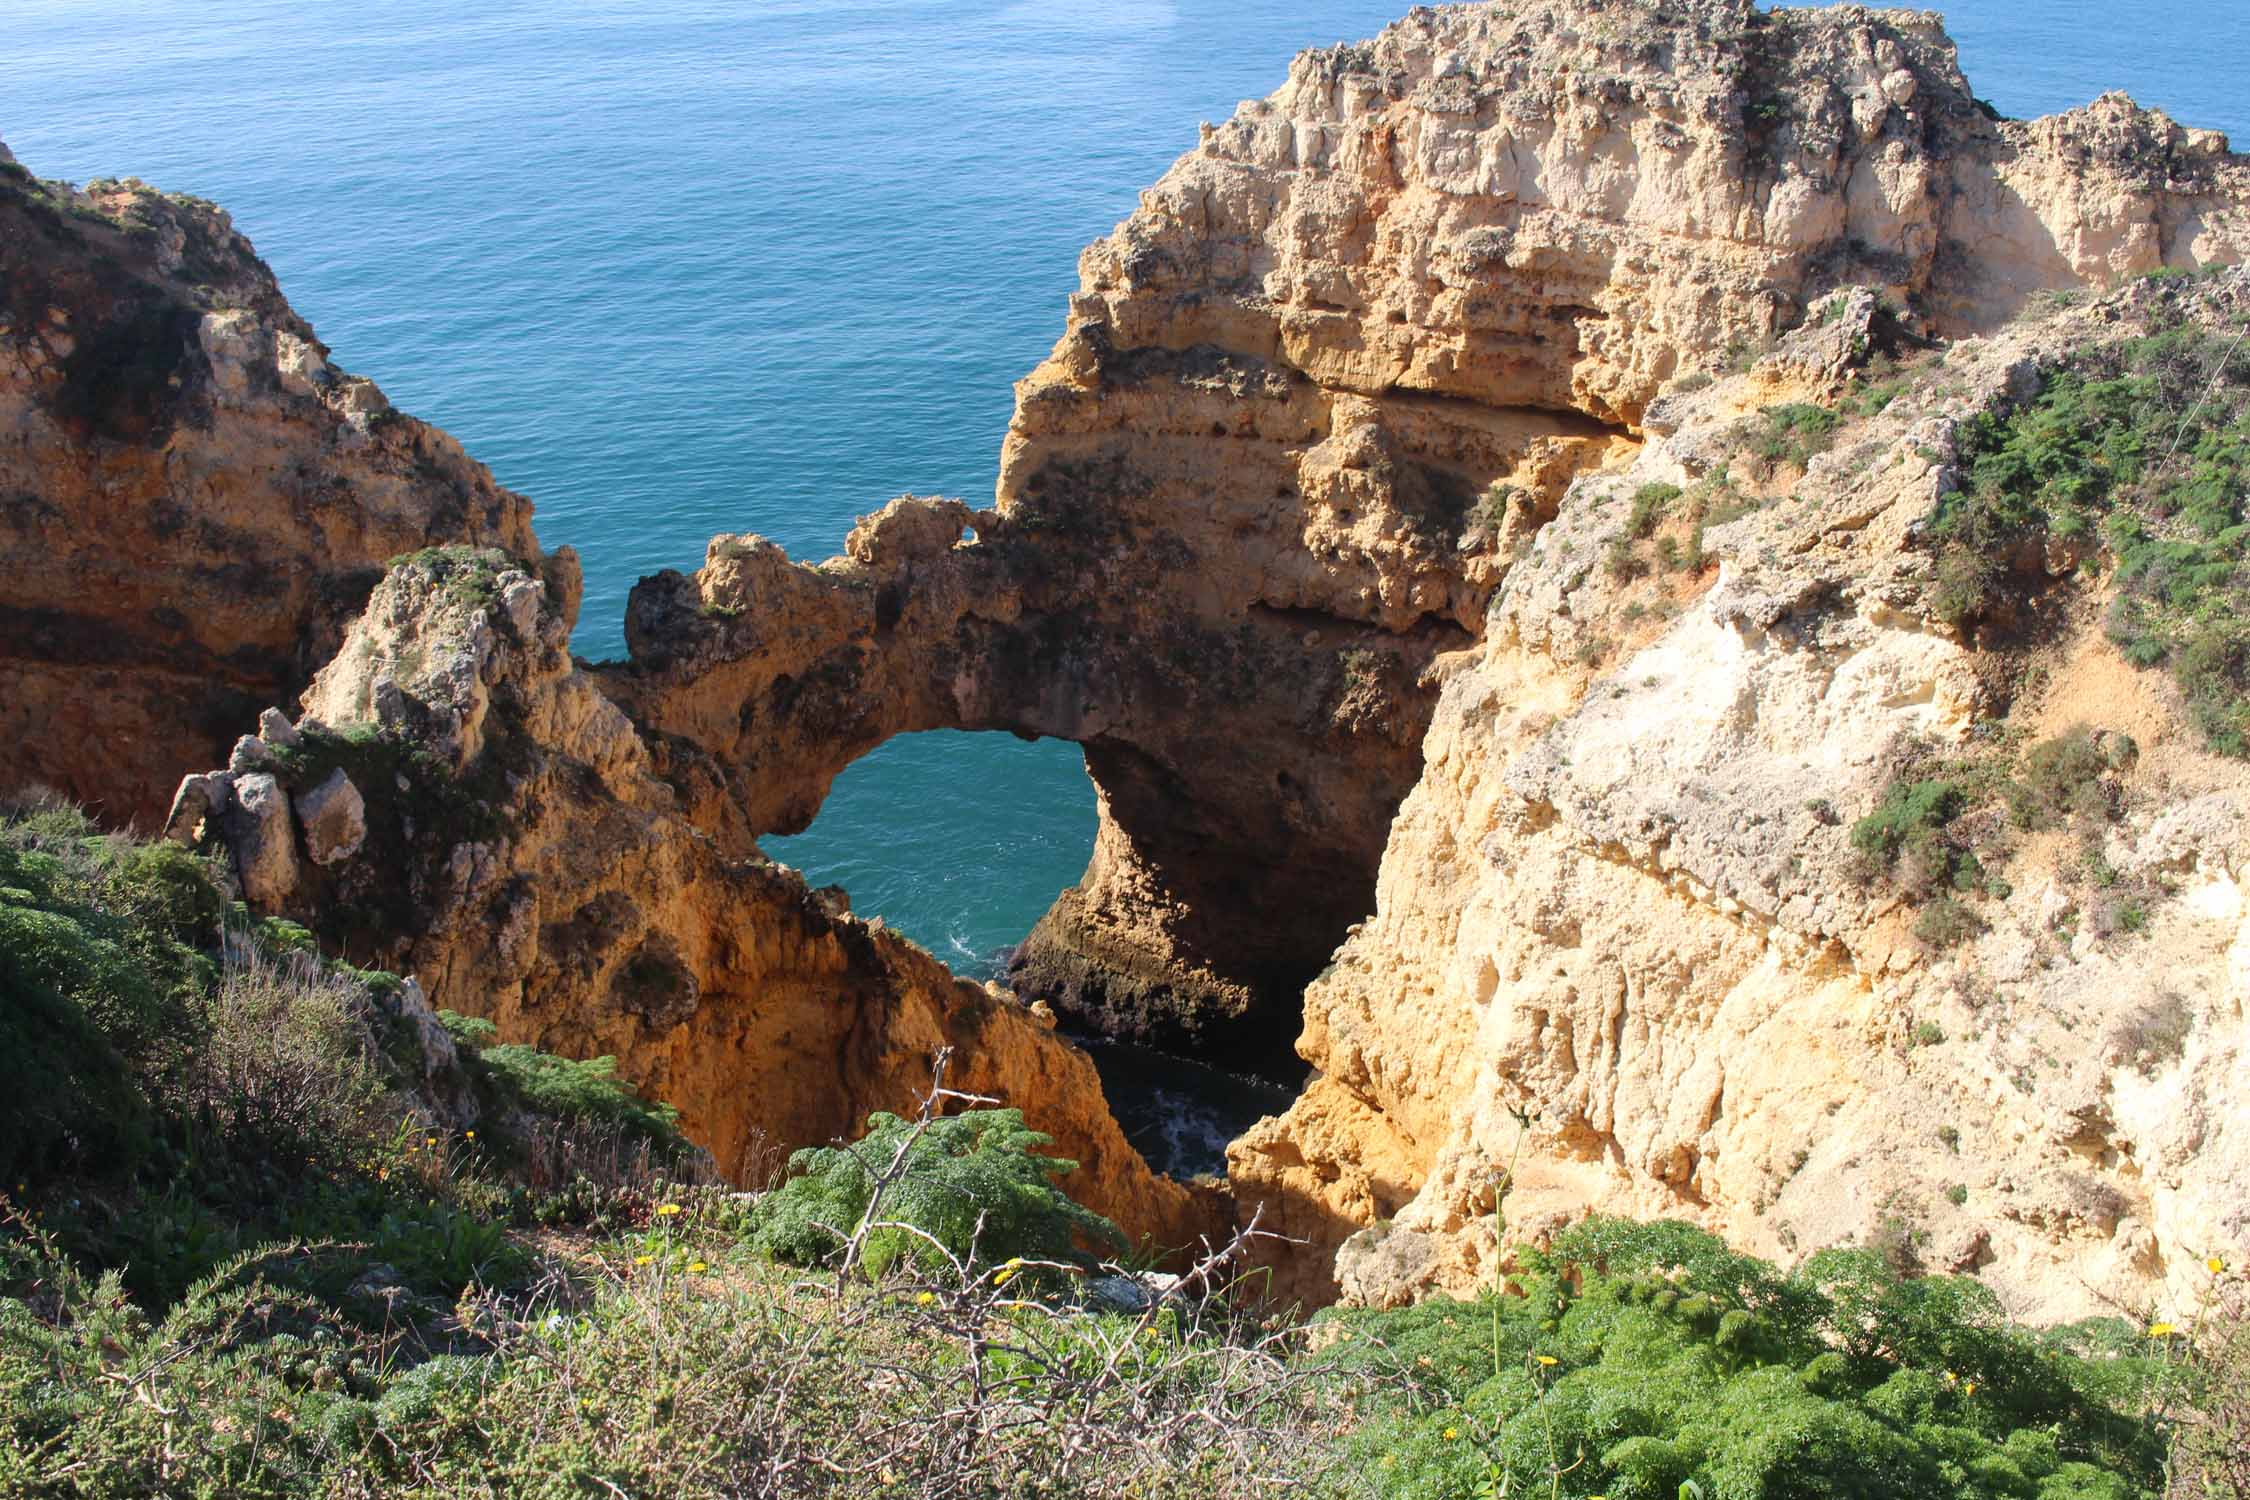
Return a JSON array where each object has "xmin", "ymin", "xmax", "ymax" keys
[
  {"xmin": 601, "ymin": 0, "xmax": 2248, "ymax": 1068},
  {"xmin": 161, "ymin": 550, "xmax": 1211, "ymax": 1245},
  {"xmin": 13, "ymin": 0, "xmax": 2250, "ymax": 1326},
  {"xmin": 1231, "ymin": 269, "xmax": 2250, "ymax": 1318},
  {"xmin": 0, "ymin": 142, "xmax": 1204, "ymax": 1252},
  {"xmin": 0, "ymin": 154, "xmax": 539, "ymax": 828}
]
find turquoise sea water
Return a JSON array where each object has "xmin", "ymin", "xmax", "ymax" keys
[{"xmin": 7, "ymin": 1, "xmax": 2246, "ymax": 986}]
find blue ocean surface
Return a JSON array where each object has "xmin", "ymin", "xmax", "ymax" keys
[{"xmin": 7, "ymin": 0, "xmax": 2245, "ymax": 980}]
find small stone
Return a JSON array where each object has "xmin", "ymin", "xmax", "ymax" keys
[
  {"xmin": 227, "ymin": 734, "xmax": 276, "ymax": 774},
  {"xmin": 296, "ymin": 767, "xmax": 367, "ymax": 866},
  {"xmin": 162, "ymin": 771, "xmax": 233, "ymax": 845},
  {"xmin": 257, "ymin": 706, "xmax": 302, "ymax": 747}
]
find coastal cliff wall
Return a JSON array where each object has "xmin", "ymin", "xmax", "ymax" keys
[
  {"xmin": 158, "ymin": 551, "xmax": 1211, "ymax": 1245},
  {"xmin": 8, "ymin": 0, "xmax": 2250, "ymax": 1320},
  {"xmin": 602, "ymin": 0, "xmax": 2249, "ymax": 1070},
  {"xmin": 0, "ymin": 153, "xmax": 539, "ymax": 828},
  {"xmin": 1230, "ymin": 266, "xmax": 2250, "ymax": 1316}
]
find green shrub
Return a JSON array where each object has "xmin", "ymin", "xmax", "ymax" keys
[
  {"xmin": 1325, "ymin": 1219, "xmax": 2165, "ymax": 1499},
  {"xmin": 1475, "ymin": 483, "xmax": 1522, "ymax": 531},
  {"xmin": 1747, "ymin": 402, "xmax": 1842, "ymax": 468},
  {"xmin": 1913, "ymin": 896, "xmax": 1983, "ymax": 949},
  {"xmin": 1937, "ymin": 325, "xmax": 2250, "ymax": 751},
  {"xmin": 1627, "ymin": 482, "xmax": 1683, "ymax": 538},
  {"xmin": 1605, "ymin": 535, "xmax": 1649, "ymax": 582},
  {"xmin": 747, "ymin": 1108, "xmax": 1125, "ymax": 1278},
  {"xmin": 0, "ymin": 817, "xmax": 215, "ymax": 1186},
  {"xmin": 2007, "ymin": 726, "xmax": 2122, "ymax": 829},
  {"xmin": 1850, "ymin": 778, "xmax": 1962, "ymax": 876},
  {"xmin": 439, "ymin": 1010, "xmax": 686, "ymax": 1161}
]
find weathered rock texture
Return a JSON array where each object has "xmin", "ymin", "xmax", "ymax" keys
[
  {"xmin": 603, "ymin": 0, "xmax": 2248, "ymax": 1065},
  {"xmin": 0, "ymin": 160, "xmax": 539, "ymax": 827},
  {"xmin": 15, "ymin": 0, "xmax": 2250, "ymax": 1324},
  {"xmin": 166, "ymin": 552, "xmax": 1210, "ymax": 1246},
  {"xmin": 1230, "ymin": 268, "xmax": 2250, "ymax": 1321}
]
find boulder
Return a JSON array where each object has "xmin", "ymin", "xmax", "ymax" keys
[
  {"xmin": 161, "ymin": 771, "xmax": 233, "ymax": 846},
  {"xmin": 257, "ymin": 707, "xmax": 302, "ymax": 747},
  {"xmin": 227, "ymin": 734, "xmax": 277, "ymax": 774},
  {"xmin": 223, "ymin": 772, "xmax": 299, "ymax": 910},
  {"xmin": 295, "ymin": 767, "xmax": 367, "ymax": 866}
]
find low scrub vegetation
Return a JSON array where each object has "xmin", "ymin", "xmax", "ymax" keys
[
  {"xmin": 3, "ymin": 803, "xmax": 2243, "ymax": 1496},
  {"xmin": 1325, "ymin": 1217, "xmax": 2178, "ymax": 1499},
  {"xmin": 1848, "ymin": 725, "xmax": 2145, "ymax": 948},
  {"xmin": 1743, "ymin": 401, "xmax": 1841, "ymax": 470},
  {"xmin": 1934, "ymin": 318, "xmax": 2250, "ymax": 754}
]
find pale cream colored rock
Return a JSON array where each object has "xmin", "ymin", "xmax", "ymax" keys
[
  {"xmin": 162, "ymin": 771, "xmax": 232, "ymax": 847},
  {"xmin": 257, "ymin": 707, "xmax": 302, "ymax": 748},
  {"xmin": 1230, "ymin": 273, "xmax": 2250, "ymax": 1320}
]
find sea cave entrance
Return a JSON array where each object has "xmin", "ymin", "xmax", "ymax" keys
[
  {"xmin": 763, "ymin": 730, "xmax": 1094, "ymax": 980},
  {"xmin": 763, "ymin": 729, "xmax": 1293, "ymax": 1179}
]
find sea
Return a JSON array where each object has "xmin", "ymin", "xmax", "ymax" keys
[{"xmin": 8, "ymin": 0, "xmax": 2245, "ymax": 1172}]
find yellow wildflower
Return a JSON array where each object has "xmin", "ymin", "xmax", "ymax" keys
[
  {"xmin": 2149, "ymin": 1323, "xmax": 2179, "ymax": 1337},
  {"xmin": 1964, "ymin": 1382, "xmax": 1977, "ymax": 1397},
  {"xmin": 688, "ymin": 1261, "xmax": 708, "ymax": 1274},
  {"xmin": 656, "ymin": 1203, "xmax": 682, "ymax": 1217},
  {"xmin": 993, "ymin": 1268, "xmax": 1015, "ymax": 1286},
  {"xmin": 1441, "ymin": 1427, "xmax": 1459, "ymax": 1441},
  {"xmin": 1536, "ymin": 1355, "xmax": 1558, "ymax": 1367},
  {"xmin": 916, "ymin": 1291, "xmax": 936, "ymax": 1306},
  {"xmin": 634, "ymin": 1255, "xmax": 654, "ymax": 1267},
  {"xmin": 2209, "ymin": 1256, "xmax": 2229, "ymax": 1275}
]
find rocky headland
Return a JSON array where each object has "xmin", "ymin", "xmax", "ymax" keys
[{"xmin": 6, "ymin": 0, "xmax": 2248, "ymax": 1320}]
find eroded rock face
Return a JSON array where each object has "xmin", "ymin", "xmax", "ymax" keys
[
  {"xmin": 605, "ymin": 0, "xmax": 2247, "ymax": 1063},
  {"xmin": 173, "ymin": 554, "xmax": 1212, "ymax": 1247},
  {"xmin": 0, "ymin": 161, "xmax": 539, "ymax": 827},
  {"xmin": 1229, "ymin": 270, "xmax": 2250, "ymax": 1318}
]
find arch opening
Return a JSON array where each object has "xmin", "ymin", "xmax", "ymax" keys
[{"xmin": 763, "ymin": 729, "xmax": 1094, "ymax": 980}]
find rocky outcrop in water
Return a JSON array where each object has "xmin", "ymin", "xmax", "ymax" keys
[{"xmin": 0, "ymin": 157, "xmax": 543, "ymax": 829}]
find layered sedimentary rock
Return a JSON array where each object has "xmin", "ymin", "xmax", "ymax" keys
[
  {"xmin": 0, "ymin": 154, "xmax": 539, "ymax": 827},
  {"xmin": 14, "ymin": 0, "xmax": 2250, "ymax": 1322},
  {"xmin": 1230, "ymin": 270, "xmax": 2250, "ymax": 1318},
  {"xmin": 604, "ymin": 0, "xmax": 2248, "ymax": 1062},
  {"xmin": 165, "ymin": 550, "xmax": 1209, "ymax": 1244},
  {"xmin": 0, "ymin": 145, "xmax": 1207, "ymax": 1246}
]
